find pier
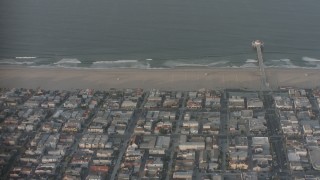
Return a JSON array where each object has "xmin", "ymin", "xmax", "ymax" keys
[{"xmin": 252, "ymin": 40, "xmax": 269, "ymax": 90}]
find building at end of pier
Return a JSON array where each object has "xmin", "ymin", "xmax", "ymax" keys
[{"xmin": 252, "ymin": 40, "xmax": 264, "ymax": 48}]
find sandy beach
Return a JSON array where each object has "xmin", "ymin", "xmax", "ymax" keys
[{"xmin": 0, "ymin": 67, "xmax": 319, "ymax": 90}]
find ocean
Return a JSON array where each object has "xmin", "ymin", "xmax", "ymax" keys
[{"xmin": 1, "ymin": 0, "xmax": 320, "ymax": 69}]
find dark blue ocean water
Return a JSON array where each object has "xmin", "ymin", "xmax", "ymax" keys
[{"xmin": 1, "ymin": 0, "xmax": 320, "ymax": 68}]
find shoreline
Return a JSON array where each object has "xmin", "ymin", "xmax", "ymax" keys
[{"xmin": 0, "ymin": 66, "xmax": 319, "ymax": 90}]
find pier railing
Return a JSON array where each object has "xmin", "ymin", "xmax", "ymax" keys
[{"xmin": 252, "ymin": 40, "xmax": 269, "ymax": 90}]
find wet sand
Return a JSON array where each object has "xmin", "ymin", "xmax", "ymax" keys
[{"xmin": 0, "ymin": 67, "xmax": 319, "ymax": 90}]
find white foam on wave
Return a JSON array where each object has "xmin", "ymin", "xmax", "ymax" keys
[
  {"xmin": 15, "ymin": 56, "xmax": 37, "ymax": 59},
  {"xmin": 238, "ymin": 59, "xmax": 259, "ymax": 68},
  {"xmin": 246, "ymin": 59, "xmax": 258, "ymax": 63},
  {"xmin": 29, "ymin": 65, "xmax": 54, "ymax": 68},
  {"xmin": 271, "ymin": 59, "xmax": 291, "ymax": 62},
  {"xmin": 208, "ymin": 60, "xmax": 229, "ymax": 67},
  {"xmin": 266, "ymin": 65, "xmax": 320, "ymax": 69},
  {"xmin": 175, "ymin": 64, "xmax": 208, "ymax": 67},
  {"xmin": 162, "ymin": 61, "xmax": 181, "ymax": 68},
  {"xmin": 54, "ymin": 58, "xmax": 81, "ymax": 64},
  {"xmin": 163, "ymin": 60, "xmax": 230, "ymax": 68},
  {"xmin": 240, "ymin": 63, "xmax": 258, "ymax": 68},
  {"xmin": 92, "ymin": 60, "xmax": 138, "ymax": 64},
  {"xmin": 91, "ymin": 60, "xmax": 149, "ymax": 69},
  {"xmin": 0, "ymin": 60, "xmax": 35, "ymax": 65},
  {"xmin": 270, "ymin": 58, "xmax": 320, "ymax": 69},
  {"xmin": 163, "ymin": 61, "xmax": 207, "ymax": 68},
  {"xmin": 302, "ymin": 57, "xmax": 320, "ymax": 62},
  {"xmin": 302, "ymin": 57, "xmax": 320, "ymax": 68},
  {"xmin": 266, "ymin": 58, "xmax": 300, "ymax": 68}
]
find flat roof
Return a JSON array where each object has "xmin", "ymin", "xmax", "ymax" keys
[{"xmin": 309, "ymin": 146, "xmax": 320, "ymax": 170}]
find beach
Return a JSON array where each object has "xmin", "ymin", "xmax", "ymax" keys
[{"xmin": 0, "ymin": 67, "xmax": 319, "ymax": 90}]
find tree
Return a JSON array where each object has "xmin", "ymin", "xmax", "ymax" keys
[{"xmin": 159, "ymin": 128, "xmax": 167, "ymax": 134}]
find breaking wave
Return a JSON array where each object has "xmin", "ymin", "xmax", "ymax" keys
[
  {"xmin": 302, "ymin": 57, "xmax": 320, "ymax": 62},
  {"xmin": 91, "ymin": 60, "xmax": 148, "ymax": 69},
  {"xmin": 0, "ymin": 59, "xmax": 35, "ymax": 65},
  {"xmin": 207, "ymin": 60, "xmax": 229, "ymax": 67},
  {"xmin": 92, "ymin": 60, "xmax": 138, "ymax": 64},
  {"xmin": 15, "ymin": 56, "xmax": 37, "ymax": 59},
  {"xmin": 265, "ymin": 58, "xmax": 300, "ymax": 68},
  {"xmin": 240, "ymin": 63, "xmax": 258, "ymax": 68},
  {"xmin": 163, "ymin": 60, "xmax": 230, "ymax": 68},
  {"xmin": 2, "ymin": 55, "xmax": 320, "ymax": 69},
  {"xmin": 302, "ymin": 57, "xmax": 320, "ymax": 68},
  {"xmin": 54, "ymin": 58, "xmax": 82, "ymax": 64},
  {"xmin": 246, "ymin": 59, "xmax": 258, "ymax": 63}
]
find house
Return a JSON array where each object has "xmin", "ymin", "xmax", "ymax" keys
[
  {"xmin": 173, "ymin": 171, "xmax": 193, "ymax": 179},
  {"xmin": 179, "ymin": 142, "xmax": 205, "ymax": 150},
  {"xmin": 146, "ymin": 158, "xmax": 163, "ymax": 168},
  {"xmin": 35, "ymin": 163, "xmax": 56, "ymax": 175},
  {"xmin": 86, "ymin": 174, "xmax": 103, "ymax": 180},
  {"xmin": 88, "ymin": 125, "xmax": 104, "ymax": 133},
  {"xmin": 293, "ymin": 97, "xmax": 312, "ymax": 110},
  {"xmin": 182, "ymin": 121, "xmax": 199, "ymax": 128},
  {"xmin": 229, "ymin": 96, "xmax": 245, "ymax": 109},
  {"xmin": 249, "ymin": 117, "xmax": 267, "ymax": 134},
  {"xmin": 42, "ymin": 155, "xmax": 61, "ymax": 163},
  {"xmin": 149, "ymin": 148, "xmax": 166, "ymax": 155},
  {"xmin": 187, "ymin": 98, "xmax": 203, "ymax": 109},
  {"xmin": 308, "ymin": 146, "xmax": 320, "ymax": 171},
  {"xmin": 289, "ymin": 161, "xmax": 303, "ymax": 171},
  {"xmin": 205, "ymin": 97, "xmax": 221, "ymax": 109},
  {"xmin": 251, "ymin": 137, "xmax": 272, "ymax": 162},
  {"xmin": 89, "ymin": 165, "xmax": 109, "ymax": 173},
  {"xmin": 155, "ymin": 136, "xmax": 170, "ymax": 149},
  {"xmin": 96, "ymin": 150, "xmax": 114, "ymax": 158},
  {"xmin": 121, "ymin": 100, "xmax": 137, "ymax": 110},
  {"xmin": 163, "ymin": 99, "xmax": 179, "ymax": 108},
  {"xmin": 247, "ymin": 98, "xmax": 263, "ymax": 109},
  {"xmin": 274, "ymin": 96, "xmax": 293, "ymax": 110}
]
